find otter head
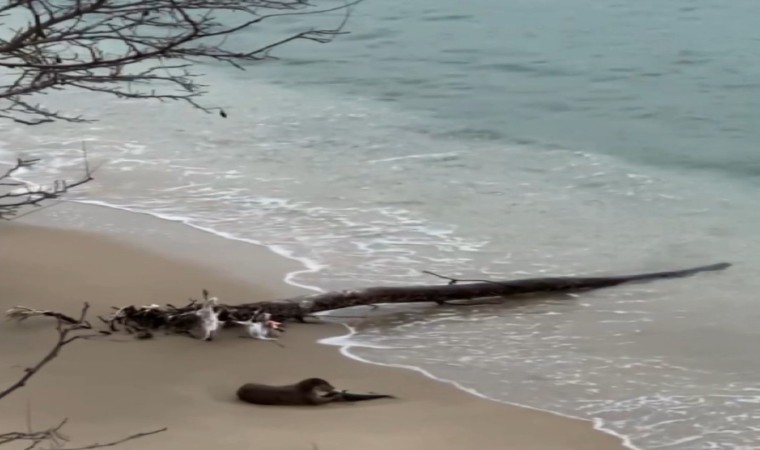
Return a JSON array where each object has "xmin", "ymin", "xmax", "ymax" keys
[{"xmin": 297, "ymin": 378, "xmax": 337, "ymax": 397}]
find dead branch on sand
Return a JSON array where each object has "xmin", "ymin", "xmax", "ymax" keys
[
  {"xmin": 0, "ymin": 303, "xmax": 166, "ymax": 448},
  {"xmin": 5, "ymin": 262, "xmax": 731, "ymax": 340}
]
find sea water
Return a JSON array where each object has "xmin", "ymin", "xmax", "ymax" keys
[{"xmin": 2, "ymin": 1, "xmax": 760, "ymax": 448}]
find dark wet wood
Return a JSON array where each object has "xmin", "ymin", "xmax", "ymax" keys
[
  {"xmin": 49, "ymin": 262, "xmax": 731, "ymax": 334},
  {"xmin": 247, "ymin": 262, "xmax": 731, "ymax": 321}
]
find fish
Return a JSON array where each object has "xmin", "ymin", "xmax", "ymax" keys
[{"xmin": 333, "ymin": 390, "xmax": 396, "ymax": 402}]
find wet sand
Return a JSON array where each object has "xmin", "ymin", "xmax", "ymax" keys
[{"xmin": 0, "ymin": 210, "xmax": 625, "ymax": 450}]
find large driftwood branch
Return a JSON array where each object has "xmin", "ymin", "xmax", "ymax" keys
[
  {"xmin": 0, "ymin": 304, "xmax": 166, "ymax": 448},
  {"xmin": 249, "ymin": 262, "xmax": 731, "ymax": 321},
  {"xmin": 7, "ymin": 262, "xmax": 731, "ymax": 338}
]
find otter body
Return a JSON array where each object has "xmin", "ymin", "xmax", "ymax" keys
[{"xmin": 236, "ymin": 378, "xmax": 338, "ymax": 406}]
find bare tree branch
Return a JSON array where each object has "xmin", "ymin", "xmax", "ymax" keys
[
  {"xmin": 0, "ymin": 303, "xmax": 166, "ymax": 448},
  {"xmin": 0, "ymin": 0, "xmax": 363, "ymax": 124},
  {"xmin": 0, "ymin": 303, "xmax": 93, "ymax": 401},
  {"xmin": 0, "ymin": 147, "xmax": 94, "ymax": 220},
  {"xmin": 55, "ymin": 427, "xmax": 167, "ymax": 450},
  {"xmin": 1, "ymin": 0, "xmax": 361, "ymax": 217}
]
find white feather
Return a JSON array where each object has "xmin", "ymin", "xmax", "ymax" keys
[
  {"xmin": 234, "ymin": 316, "xmax": 281, "ymax": 341},
  {"xmin": 195, "ymin": 297, "xmax": 221, "ymax": 341}
]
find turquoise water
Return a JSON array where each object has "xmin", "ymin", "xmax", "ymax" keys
[
  {"xmin": 235, "ymin": 0, "xmax": 760, "ymax": 179},
  {"xmin": 2, "ymin": 1, "xmax": 760, "ymax": 448}
]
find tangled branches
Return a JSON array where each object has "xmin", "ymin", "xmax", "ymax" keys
[
  {"xmin": 98, "ymin": 289, "xmax": 289, "ymax": 339},
  {"xmin": 0, "ymin": 303, "xmax": 94, "ymax": 401},
  {"xmin": 0, "ymin": 303, "xmax": 166, "ymax": 448},
  {"xmin": 0, "ymin": 1, "xmax": 361, "ymax": 216},
  {"xmin": 0, "ymin": 419, "xmax": 166, "ymax": 449},
  {"xmin": 0, "ymin": 150, "xmax": 93, "ymax": 220},
  {"xmin": 0, "ymin": 0, "xmax": 362, "ymax": 125}
]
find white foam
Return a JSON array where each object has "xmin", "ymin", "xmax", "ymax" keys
[
  {"xmin": 319, "ymin": 324, "xmax": 642, "ymax": 450},
  {"xmin": 73, "ymin": 199, "xmax": 327, "ymax": 293},
  {"xmin": 367, "ymin": 151, "xmax": 461, "ymax": 164}
]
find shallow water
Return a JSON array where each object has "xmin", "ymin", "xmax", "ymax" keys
[{"xmin": 2, "ymin": 1, "xmax": 760, "ymax": 448}]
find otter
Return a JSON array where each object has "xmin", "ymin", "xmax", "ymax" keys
[
  {"xmin": 236, "ymin": 378, "xmax": 396, "ymax": 406},
  {"xmin": 236, "ymin": 378, "xmax": 339, "ymax": 406}
]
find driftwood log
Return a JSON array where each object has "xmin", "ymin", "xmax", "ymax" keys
[
  {"xmin": 253, "ymin": 262, "xmax": 731, "ymax": 321},
  {"xmin": 6, "ymin": 262, "xmax": 731, "ymax": 338}
]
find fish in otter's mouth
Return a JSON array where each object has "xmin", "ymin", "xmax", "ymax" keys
[{"xmin": 321, "ymin": 389, "xmax": 396, "ymax": 402}]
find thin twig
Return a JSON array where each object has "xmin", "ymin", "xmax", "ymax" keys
[
  {"xmin": 60, "ymin": 427, "xmax": 168, "ymax": 450},
  {"xmin": 1, "ymin": 304, "xmax": 167, "ymax": 449},
  {"xmin": 0, "ymin": 150, "xmax": 95, "ymax": 220},
  {"xmin": 421, "ymin": 270, "xmax": 512, "ymax": 286},
  {"xmin": 0, "ymin": 303, "xmax": 92, "ymax": 401}
]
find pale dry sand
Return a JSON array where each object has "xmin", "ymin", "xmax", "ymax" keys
[{"xmin": 0, "ymin": 218, "xmax": 625, "ymax": 450}]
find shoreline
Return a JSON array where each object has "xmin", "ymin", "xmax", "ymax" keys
[
  {"xmin": 73, "ymin": 199, "xmax": 329, "ymax": 294},
  {"xmin": 1, "ymin": 202, "xmax": 626, "ymax": 449},
  {"xmin": 322, "ymin": 327, "xmax": 640, "ymax": 450},
  {"xmin": 76, "ymin": 200, "xmax": 639, "ymax": 449}
]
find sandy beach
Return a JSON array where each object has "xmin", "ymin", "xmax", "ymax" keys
[{"xmin": 0, "ymin": 206, "xmax": 625, "ymax": 450}]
